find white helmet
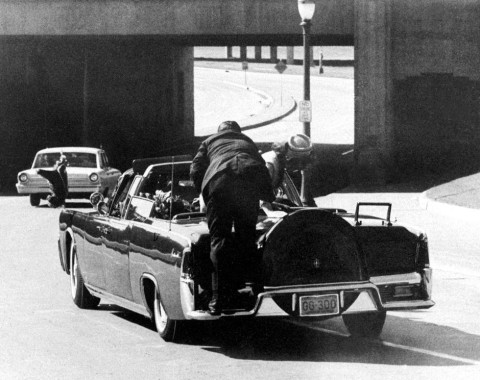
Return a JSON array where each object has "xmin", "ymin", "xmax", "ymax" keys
[{"xmin": 287, "ymin": 134, "xmax": 312, "ymax": 158}]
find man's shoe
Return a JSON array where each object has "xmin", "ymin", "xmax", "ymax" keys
[{"xmin": 208, "ymin": 298, "xmax": 222, "ymax": 316}]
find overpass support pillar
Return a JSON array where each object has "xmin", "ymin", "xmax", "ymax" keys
[
  {"xmin": 270, "ymin": 46, "xmax": 278, "ymax": 63},
  {"xmin": 255, "ymin": 46, "xmax": 262, "ymax": 61},
  {"xmin": 240, "ymin": 46, "xmax": 247, "ymax": 61},
  {"xmin": 353, "ymin": 0, "xmax": 393, "ymax": 184},
  {"xmin": 286, "ymin": 46, "xmax": 294, "ymax": 65}
]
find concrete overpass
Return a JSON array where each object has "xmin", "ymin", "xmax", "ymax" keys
[{"xmin": 1, "ymin": 0, "xmax": 479, "ymax": 190}]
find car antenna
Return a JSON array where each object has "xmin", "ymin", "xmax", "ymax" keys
[{"xmin": 169, "ymin": 155, "xmax": 175, "ymax": 231}]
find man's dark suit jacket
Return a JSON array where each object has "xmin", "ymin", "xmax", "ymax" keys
[
  {"xmin": 190, "ymin": 130, "xmax": 274, "ymax": 202},
  {"xmin": 37, "ymin": 162, "xmax": 68, "ymax": 200}
]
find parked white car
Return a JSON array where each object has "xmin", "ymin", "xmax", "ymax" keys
[{"xmin": 16, "ymin": 147, "xmax": 121, "ymax": 206}]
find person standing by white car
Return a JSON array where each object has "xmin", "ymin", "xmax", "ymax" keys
[{"xmin": 37, "ymin": 155, "xmax": 68, "ymax": 208}]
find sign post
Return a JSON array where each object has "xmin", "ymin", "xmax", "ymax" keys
[
  {"xmin": 298, "ymin": 100, "xmax": 312, "ymax": 123},
  {"xmin": 274, "ymin": 60, "xmax": 287, "ymax": 106},
  {"xmin": 242, "ymin": 61, "xmax": 248, "ymax": 86}
]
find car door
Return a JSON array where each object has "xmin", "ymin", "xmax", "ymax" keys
[
  {"xmin": 102, "ymin": 216, "xmax": 132, "ymax": 301},
  {"xmin": 123, "ymin": 162, "xmax": 191, "ymax": 308},
  {"xmin": 126, "ymin": 198, "xmax": 187, "ymax": 312},
  {"xmin": 101, "ymin": 173, "xmax": 138, "ymax": 300},
  {"xmin": 81, "ymin": 213, "xmax": 108, "ymax": 290}
]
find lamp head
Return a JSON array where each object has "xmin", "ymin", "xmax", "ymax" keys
[{"xmin": 298, "ymin": 0, "xmax": 316, "ymax": 21}]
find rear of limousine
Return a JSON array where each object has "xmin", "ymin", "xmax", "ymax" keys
[
  {"xmin": 354, "ymin": 222, "xmax": 434, "ymax": 310},
  {"xmin": 180, "ymin": 207, "xmax": 433, "ymax": 337}
]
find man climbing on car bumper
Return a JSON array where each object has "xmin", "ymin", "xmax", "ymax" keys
[
  {"xmin": 37, "ymin": 155, "xmax": 68, "ymax": 208},
  {"xmin": 190, "ymin": 121, "xmax": 275, "ymax": 315}
]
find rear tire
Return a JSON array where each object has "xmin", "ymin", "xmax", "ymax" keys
[
  {"xmin": 153, "ymin": 289, "xmax": 181, "ymax": 342},
  {"xmin": 30, "ymin": 194, "xmax": 41, "ymax": 207},
  {"xmin": 342, "ymin": 311, "xmax": 387, "ymax": 338},
  {"xmin": 70, "ymin": 242, "xmax": 100, "ymax": 309}
]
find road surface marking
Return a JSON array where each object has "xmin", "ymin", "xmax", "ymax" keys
[
  {"xmin": 379, "ymin": 340, "xmax": 480, "ymax": 365},
  {"xmin": 287, "ymin": 320, "xmax": 480, "ymax": 365}
]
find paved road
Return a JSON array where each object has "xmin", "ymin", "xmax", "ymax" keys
[
  {"xmin": 194, "ymin": 66, "xmax": 354, "ymax": 145},
  {"xmin": 1, "ymin": 196, "xmax": 479, "ymax": 379},
  {"xmin": 195, "ymin": 70, "xmax": 269, "ymax": 135}
]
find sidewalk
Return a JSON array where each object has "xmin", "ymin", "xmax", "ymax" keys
[
  {"xmin": 319, "ymin": 173, "xmax": 480, "ymax": 220},
  {"xmin": 419, "ymin": 172, "xmax": 480, "ymax": 219}
]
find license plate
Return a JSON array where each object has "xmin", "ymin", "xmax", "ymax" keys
[{"xmin": 299, "ymin": 294, "xmax": 339, "ymax": 316}]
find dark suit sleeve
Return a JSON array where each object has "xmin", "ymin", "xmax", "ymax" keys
[
  {"xmin": 256, "ymin": 165, "xmax": 275, "ymax": 203},
  {"xmin": 38, "ymin": 168, "xmax": 63, "ymax": 195},
  {"xmin": 37, "ymin": 168, "xmax": 57, "ymax": 183},
  {"xmin": 190, "ymin": 141, "xmax": 209, "ymax": 193}
]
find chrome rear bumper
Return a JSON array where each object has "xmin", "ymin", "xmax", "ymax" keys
[
  {"xmin": 183, "ymin": 282, "xmax": 381, "ymax": 320},
  {"xmin": 182, "ymin": 274, "xmax": 434, "ymax": 320}
]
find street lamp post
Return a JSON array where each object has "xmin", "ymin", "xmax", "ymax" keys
[
  {"xmin": 298, "ymin": 0, "xmax": 316, "ymax": 205},
  {"xmin": 298, "ymin": 0, "xmax": 315, "ymax": 136}
]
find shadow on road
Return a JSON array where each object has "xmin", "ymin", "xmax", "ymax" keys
[
  {"xmin": 106, "ymin": 304, "xmax": 480, "ymax": 367},
  {"xmin": 194, "ymin": 317, "xmax": 477, "ymax": 367},
  {"xmin": 108, "ymin": 306, "xmax": 157, "ymax": 332}
]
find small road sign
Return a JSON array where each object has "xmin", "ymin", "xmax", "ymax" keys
[
  {"xmin": 274, "ymin": 60, "xmax": 287, "ymax": 74},
  {"xmin": 242, "ymin": 61, "xmax": 249, "ymax": 70},
  {"xmin": 299, "ymin": 100, "xmax": 312, "ymax": 122}
]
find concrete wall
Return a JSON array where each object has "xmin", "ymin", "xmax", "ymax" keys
[
  {"xmin": 391, "ymin": 0, "xmax": 480, "ymax": 175},
  {"xmin": 354, "ymin": 0, "xmax": 393, "ymax": 183},
  {"xmin": 0, "ymin": 0, "xmax": 353, "ymax": 41},
  {"xmin": 0, "ymin": 37, "xmax": 193, "ymax": 191},
  {"xmin": 2, "ymin": 0, "xmax": 480, "ymax": 188},
  {"xmin": 354, "ymin": 0, "xmax": 480, "ymax": 181},
  {"xmin": 0, "ymin": 0, "xmax": 353, "ymax": 193}
]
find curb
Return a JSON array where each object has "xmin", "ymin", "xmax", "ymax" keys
[
  {"xmin": 235, "ymin": 84, "xmax": 297, "ymax": 131},
  {"xmin": 195, "ymin": 81, "xmax": 297, "ymax": 139},
  {"xmin": 196, "ymin": 85, "xmax": 297, "ymax": 140},
  {"xmin": 419, "ymin": 191, "xmax": 480, "ymax": 220},
  {"xmin": 240, "ymin": 96, "xmax": 297, "ymax": 131}
]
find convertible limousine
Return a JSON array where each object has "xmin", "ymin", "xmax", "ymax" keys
[{"xmin": 58, "ymin": 155, "xmax": 434, "ymax": 342}]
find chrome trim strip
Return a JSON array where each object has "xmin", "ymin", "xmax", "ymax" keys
[
  {"xmin": 382, "ymin": 300, "xmax": 435, "ymax": 310},
  {"xmin": 370, "ymin": 272, "xmax": 422, "ymax": 286},
  {"xmin": 263, "ymin": 281, "xmax": 378, "ymax": 294}
]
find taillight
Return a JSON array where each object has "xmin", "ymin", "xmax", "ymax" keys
[{"xmin": 89, "ymin": 173, "xmax": 99, "ymax": 182}]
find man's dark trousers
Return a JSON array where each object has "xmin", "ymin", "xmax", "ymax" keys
[{"xmin": 205, "ymin": 172, "xmax": 260, "ymax": 302}]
